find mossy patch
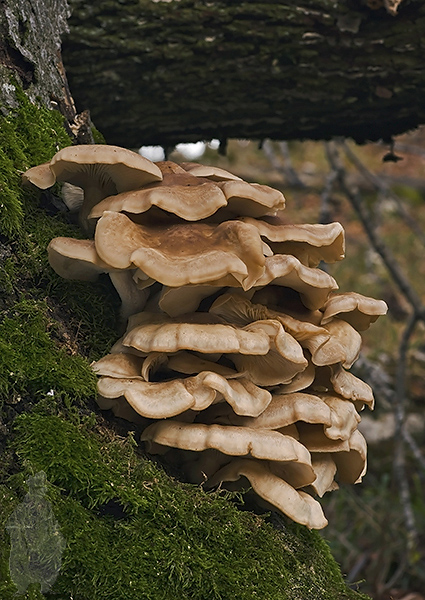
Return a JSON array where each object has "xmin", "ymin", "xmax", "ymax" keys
[{"xmin": 0, "ymin": 413, "xmax": 369, "ymax": 600}]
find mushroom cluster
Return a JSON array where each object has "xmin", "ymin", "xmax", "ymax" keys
[{"xmin": 24, "ymin": 145, "xmax": 387, "ymax": 529}]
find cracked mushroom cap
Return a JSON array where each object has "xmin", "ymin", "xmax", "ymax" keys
[
  {"xmin": 207, "ymin": 459, "xmax": 328, "ymax": 529},
  {"xmin": 320, "ymin": 292, "xmax": 388, "ymax": 331},
  {"xmin": 94, "ymin": 212, "xmax": 265, "ymax": 289},
  {"xmin": 240, "ymin": 219, "xmax": 345, "ymax": 267},
  {"xmin": 23, "ymin": 145, "xmax": 163, "ymax": 228}
]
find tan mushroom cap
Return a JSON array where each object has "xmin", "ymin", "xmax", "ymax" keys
[
  {"xmin": 312, "ymin": 364, "xmax": 375, "ymax": 409},
  {"xmin": 22, "ymin": 162, "xmax": 56, "ymax": 189},
  {"xmin": 321, "ymin": 292, "xmax": 388, "ymax": 331},
  {"xmin": 313, "ymin": 319, "xmax": 362, "ymax": 369},
  {"xmin": 49, "ymin": 144, "xmax": 162, "ymax": 191},
  {"xmin": 217, "ymin": 391, "xmax": 359, "ymax": 441},
  {"xmin": 240, "ymin": 219, "xmax": 345, "ymax": 267},
  {"xmin": 92, "ymin": 353, "xmax": 144, "ymax": 379},
  {"xmin": 317, "ymin": 394, "xmax": 361, "ymax": 440},
  {"xmin": 89, "ymin": 171, "xmax": 228, "ymax": 221},
  {"xmin": 207, "ymin": 459, "xmax": 328, "ymax": 529},
  {"xmin": 48, "ymin": 237, "xmax": 112, "ymax": 281},
  {"xmin": 333, "ymin": 429, "xmax": 367, "ymax": 483},
  {"xmin": 254, "ymin": 255, "xmax": 338, "ymax": 310},
  {"xmin": 216, "ymin": 180, "xmax": 286, "ymax": 217},
  {"xmin": 309, "ymin": 454, "xmax": 338, "ymax": 497},
  {"xmin": 98, "ymin": 367, "xmax": 271, "ymax": 418},
  {"xmin": 24, "ymin": 145, "xmax": 163, "ymax": 228},
  {"xmin": 48, "ymin": 237, "xmax": 148, "ymax": 318},
  {"xmin": 121, "ymin": 312, "xmax": 272, "ymax": 355},
  {"xmin": 141, "ymin": 421, "xmax": 312, "ymax": 465},
  {"xmin": 210, "ymin": 292, "xmax": 332, "ymax": 360},
  {"xmin": 180, "ymin": 162, "xmax": 243, "ymax": 182},
  {"xmin": 95, "ymin": 212, "xmax": 265, "ymax": 289}
]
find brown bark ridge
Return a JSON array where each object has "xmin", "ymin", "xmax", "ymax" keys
[
  {"xmin": 0, "ymin": 0, "xmax": 74, "ymax": 119},
  {"xmin": 62, "ymin": 0, "xmax": 425, "ymax": 148}
]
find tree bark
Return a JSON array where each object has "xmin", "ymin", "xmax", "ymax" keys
[
  {"xmin": 0, "ymin": 0, "xmax": 75, "ymax": 119},
  {"xmin": 62, "ymin": 0, "xmax": 425, "ymax": 148}
]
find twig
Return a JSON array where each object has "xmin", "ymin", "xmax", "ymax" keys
[
  {"xmin": 402, "ymin": 429, "xmax": 425, "ymax": 476},
  {"xmin": 392, "ymin": 313, "xmax": 419, "ymax": 552},
  {"xmin": 339, "ymin": 140, "xmax": 425, "ymax": 247},
  {"xmin": 325, "ymin": 142, "xmax": 425, "ymax": 321},
  {"xmin": 262, "ymin": 139, "xmax": 306, "ymax": 189}
]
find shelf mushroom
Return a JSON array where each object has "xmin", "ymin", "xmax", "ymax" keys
[{"xmin": 26, "ymin": 145, "xmax": 387, "ymax": 530}]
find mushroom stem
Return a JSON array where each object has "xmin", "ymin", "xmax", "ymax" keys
[{"xmin": 109, "ymin": 271, "xmax": 149, "ymax": 325}]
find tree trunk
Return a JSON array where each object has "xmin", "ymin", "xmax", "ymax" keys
[
  {"xmin": 0, "ymin": 0, "xmax": 75, "ymax": 119},
  {"xmin": 62, "ymin": 0, "xmax": 425, "ymax": 148}
]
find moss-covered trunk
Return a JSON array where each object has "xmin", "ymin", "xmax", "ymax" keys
[
  {"xmin": 63, "ymin": 0, "xmax": 425, "ymax": 148},
  {"xmin": 0, "ymin": 1, "xmax": 371, "ymax": 598}
]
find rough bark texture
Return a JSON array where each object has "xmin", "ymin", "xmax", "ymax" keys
[
  {"xmin": 0, "ymin": 0, "xmax": 75, "ymax": 117},
  {"xmin": 62, "ymin": 0, "xmax": 425, "ymax": 148}
]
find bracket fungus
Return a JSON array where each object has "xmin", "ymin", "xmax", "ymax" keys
[{"xmin": 24, "ymin": 145, "xmax": 387, "ymax": 530}]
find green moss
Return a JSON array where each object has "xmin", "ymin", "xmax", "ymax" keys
[
  {"xmin": 0, "ymin": 300, "xmax": 97, "ymax": 405},
  {"xmin": 0, "ymin": 414, "xmax": 369, "ymax": 600},
  {"xmin": 0, "ymin": 87, "xmax": 71, "ymax": 237}
]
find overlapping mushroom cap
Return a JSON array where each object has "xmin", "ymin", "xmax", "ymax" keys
[{"xmin": 25, "ymin": 145, "xmax": 387, "ymax": 530}]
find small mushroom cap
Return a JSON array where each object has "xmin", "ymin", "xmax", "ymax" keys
[
  {"xmin": 308, "ymin": 454, "xmax": 338, "ymax": 497},
  {"xmin": 254, "ymin": 255, "xmax": 339, "ymax": 310},
  {"xmin": 95, "ymin": 212, "xmax": 265, "ymax": 289},
  {"xmin": 22, "ymin": 162, "xmax": 56, "ymax": 189},
  {"xmin": 49, "ymin": 144, "xmax": 163, "ymax": 191},
  {"xmin": 89, "ymin": 171, "xmax": 228, "ymax": 221},
  {"xmin": 318, "ymin": 394, "xmax": 361, "ymax": 440},
  {"xmin": 159, "ymin": 285, "xmax": 223, "ymax": 317},
  {"xmin": 217, "ymin": 180, "xmax": 286, "ymax": 217},
  {"xmin": 92, "ymin": 353, "xmax": 143, "ymax": 379},
  {"xmin": 297, "ymin": 423, "xmax": 359, "ymax": 455},
  {"xmin": 313, "ymin": 319, "xmax": 362, "ymax": 369},
  {"xmin": 311, "ymin": 364, "xmax": 375, "ymax": 410},
  {"xmin": 141, "ymin": 421, "xmax": 312, "ymax": 465},
  {"xmin": 321, "ymin": 292, "xmax": 388, "ymax": 331},
  {"xmin": 210, "ymin": 293, "xmax": 332, "ymax": 359},
  {"xmin": 207, "ymin": 459, "xmax": 328, "ymax": 529},
  {"xmin": 240, "ymin": 219, "xmax": 345, "ymax": 267},
  {"xmin": 180, "ymin": 162, "xmax": 243, "ymax": 182},
  {"xmin": 48, "ymin": 237, "xmax": 112, "ymax": 281},
  {"xmin": 333, "ymin": 429, "xmax": 367, "ymax": 484}
]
